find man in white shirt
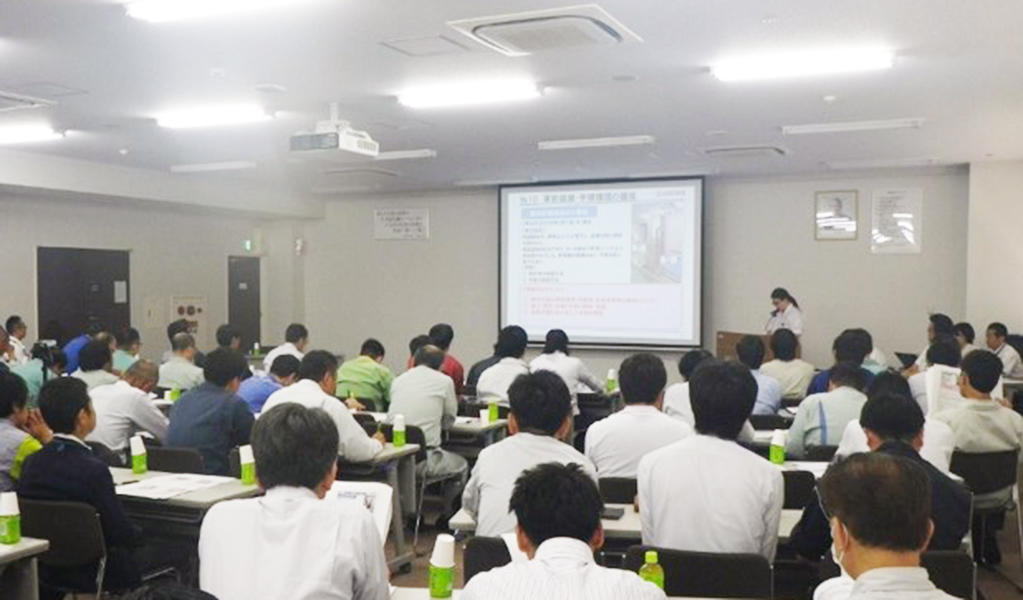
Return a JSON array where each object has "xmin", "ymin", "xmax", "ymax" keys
[
  {"xmin": 388, "ymin": 344, "xmax": 468, "ymax": 525},
  {"xmin": 462, "ymin": 462, "xmax": 664, "ymax": 600},
  {"xmin": 638, "ymin": 361, "xmax": 783, "ymax": 561},
  {"xmin": 760, "ymin": 329, "xmax": 815, "ymax": 401},
  {"xmin": 662, "ymin": 349, "xmax": 712, "ymax": 424},
  {"xmin": 477, "ymin": 325, "xmax": 530, "ymax": 406},
  {"xmin": 985, "ymin": 322, "xmax": 1023, "ymax": 378},
  {"xmin": 529, "ymin": 329, "xmax": 602, "ymax": 414},
  {"xmin": 199, "ymin": 402, "xmax": 389, "ymax": 600},
  {"xmin": 264, "ymin": 350, "xmax": 385, "ymax": 463},
  {"xmin": 736, "ymin": 335, "xmax": 783, "ymax": 415},
  {"xmin": 262, "ymin": 322, "xmax": 309, "ymax": 372},
  {"xmin": 953, "ymin": 322, "xmax": 979, "ymax": 359},
  {"xmin": 158, "ymin": 333, "xmax": 205, "ymax": 391},
  {"xmin": 786, "ymin": 363, "xmax": 868, "ymax": 458},
  {"xmin": 71, "ymin": 340, "xmax": 120, "ymax": 391},
  {"xmin": 911, "ymin": 313, "xmax": 955, "ymax": 371},
  {"xmin": 464, "ymin": 371, "xmax": 597, "ymax": 537},
  {"xmin": 4, "ymin": 316, "xmax": 30, "ymax": 365},
  {"xmin": 815, "ymin": 453, "xmax": 957, "ymax": 600},
  {"xmin": 87, "ymin": 360, "xmax": 168, "ymax": 454},
  {"xmin": 907, "ymin": 336, "xmax": 960, "ymax": 415},
  {"xmin": 585, "ymin": 353, "xmax": 692, "ymax": 478}
]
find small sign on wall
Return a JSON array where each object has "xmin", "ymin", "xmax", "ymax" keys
[
  {"xmin": 871, "ymin": 188, "xmax": 923, "ymax": 254},
  {"xmin": 373, "ymin": 208, "xmax": 430, "ymax": 240}
]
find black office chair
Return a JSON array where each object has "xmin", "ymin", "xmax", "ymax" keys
[
  {"xmin": 86, "ymin": 441, "xmax": 125, "ymax": 467},
  {"xmin": 464, "ymin": 536, "xmax": 512, "ymax": 584},
  {"xmin": 781, "ymin": 397, "xmax": 803, "ymax": 410},
  {"xmin": 949, "ymin": 449, "xmax": 1021, "ymax": 566},
  {"xmin": 147, "ymin": 446, "xmax": 205, "ymax": 474},
  {"xmin": 804, "ymin": 445, "xmax": 839, "ymax": 462},
  {"xmin": 353, "ymin": 412, "xmax": 379, "ymax": 436},
  {"xmin": 20, "ymin": 499, "xmax": 109, "ymax": 598},
  {"xmin": 782, "ymin": 470, "xmax": 816, "ymax": 509},
  {"xmin": 921, "ymin": 551, "xmax": 976, "ymax": 600},
  {"xmin": 599, "ymin": 478, "xmax": 638, "ymax": 504},
  {"xmin": 749, "ymin": 414, "xmax": 793, "ymax": 431},
  {"xmin": 624, "ymin": 545, "xmax": 772, "ymax": 599}
]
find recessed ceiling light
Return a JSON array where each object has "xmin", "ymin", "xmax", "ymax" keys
[
  {"xmin": 824, "ymin": 157, "xmax": 939, "ymax": 170},
  {"xmin": 254, "ymin": 83, "xmax": 288, "ymax": 94},
  {"xmin": 118, "ymin": 148, "xmax": 130, "ymax": 155},
  {"xmin": 398, "ymin": 78, "xmax": 540, "ymax": 109},
  {"xmin": 822, "ymin": 95, "xmax": 838, "ymax": 104},
  {"xmin": 713, "ymin": 46, "xmax": 894, "ymax": 82},
  {"xmin": 374, "ymin": 149, "xmax": 437, "ymax": 161},
  {"xmin": 170, "ymin": 160, "xmax": 257, "ymax": 173},
  {"xmin": 156, "ymin": 104, "xmax": 271, "ymax": 129},
  {"xmin": 0, "ymin": 124, "xmax": 64, "ymax": 144},
  {"xmin": 782, "ymin": 117, "xmax": 923, "ymax": 135},
  {"xmin": 125, "ymin": 0, "xmax": 305, "ymax": 23},
  {"xmin": 538, "ymin": 135, "xmax": 655, "ymax": 151}
]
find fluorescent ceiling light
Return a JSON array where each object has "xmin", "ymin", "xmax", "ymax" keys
[
  {"xmin": 398, "ymin": 79, "xmax": 540, "ymax": 109},
  {"xmin": 0, "ymin": 125, "xmax": 64, "ymax": 144},
  {"xmin": 713, "ymin": 46, "xmax": 894, "ymax": 82},
  {"xmin": 783, "ymin": 118, "xmax": 924, "ymax": 135},
  {"xmin": 125, "ymin": 0, "xmax": 300, "ymax": 23},
  {"xmin": 170, "ymin": 160, "xmax": 257, "ymax": 173},
  {"xmin": 538, "ymin": 135, "xmax": 655, "ymax": 151},
  {"xmin": 374, "ymin": 149, "xmax": 437, "ymax": 161},
  {"xmin": 455, "ymin": 177, "xmax": 538, "ymax": 187},
  {"xmin": 156, "ymin": 104, "xmax": 271, "ymax": 129},
  {"xmin": 825, "ymin": 157, "xmax": 939, "ymax": 170}
]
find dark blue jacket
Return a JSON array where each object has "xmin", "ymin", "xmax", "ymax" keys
[
  {"xmin": 62, "ymin": 334, "xmax": 91, "ymax": 375},
  {"xmin": 166, "ymin": 382, "xmax": 253, "ymax": 476}
]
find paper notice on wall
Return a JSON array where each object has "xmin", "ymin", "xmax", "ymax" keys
[
  {"xmin": 113, "ymin": 280, "xmax": 128, "ymax": 304},
  {"xmin": 373, "ymin": 208, "xmax": 429, "ymax": 240},
  {"xmin": 871, "ymin": 189, "xmax": 923, "ymax": 254}
]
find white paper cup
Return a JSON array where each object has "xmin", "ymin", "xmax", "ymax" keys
[
  {"xmin": 239, "ymin": 444, "xmax": 254, "ymax": 464},
  {"xmin": 770, "ymin": 429, "xmax": 787, "ymax": 447},
  {"xmin": 129, "ymin": 435, "xmax": 146, "ymax": 456},
  {"xmin": 431, "ymin": 533, "xmax": 456, "ymax": 568},
  {"xmin": 393, "ymin": 414, "xmax": 405, "ymax": 430},
  {"xmin": 478, "ymin": 409, "xmax": 489, "ymax": 423},
  {"xmin": 0, "ymin": 492, "xmax": 19, "ymax": 517}
]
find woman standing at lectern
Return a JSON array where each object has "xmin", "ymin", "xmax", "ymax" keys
[{"xmin": 766, "ymin": 287, "xmax": 803, "ymax": 335}]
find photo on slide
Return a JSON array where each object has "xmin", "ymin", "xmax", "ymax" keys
[{"xmin": 631, "ymin": 201, "xmax": 686, "ymax": 284}]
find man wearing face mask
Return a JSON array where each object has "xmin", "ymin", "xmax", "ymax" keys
[{"xmin": 812, "ymin": 453, "xmax": 957, "ymax": 600}]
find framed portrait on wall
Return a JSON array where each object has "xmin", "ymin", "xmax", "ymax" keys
[{"xmin": 815, "ymin": 190, "xmax": 858, "ymax": 240}]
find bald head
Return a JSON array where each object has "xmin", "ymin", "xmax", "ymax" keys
[
  {"xmin": 413, "ymin": 344, "xmax": 446, "ymax": 370},
  {"xmin": 124, "ymin": 359, "xmax": 159, "ymax": 393}
]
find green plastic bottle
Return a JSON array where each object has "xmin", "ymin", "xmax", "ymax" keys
[
  {"xmin": 605, "ymin": 368, "xmax": 618, "ymax": 394},
  {"xmin": 0, "ymin": 492, "xmax": 21, "ymax": 545},
  {"xmin": 769, "ymin": 429, "xmax": 787, "ymax": 465},
  {"xmin": 487, "ymin": 401, "xmax": 498, "ymax": 423},
  {"xmin": 393, "ymin": 414, "xmax": 406, "ymax": 447},
  {"xmin": 170, "ymin": 387, "xmax": 181, "ymax": 402},
  {"xmin": 638, "ymin": 550, "xmax": 665, "ymax": 589},
  {"xmin": 130, "ymin": 436, "xmax": 148, "ymax": 475}
]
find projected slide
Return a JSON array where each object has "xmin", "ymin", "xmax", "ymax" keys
[{"xmin": 500, "ymin": 178, "xmax": 702, "ymax": 347}]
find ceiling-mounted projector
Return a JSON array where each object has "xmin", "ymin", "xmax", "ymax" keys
[{"xmin": 290, "ymin": 103, "xmax": 379, "ymax": 157}]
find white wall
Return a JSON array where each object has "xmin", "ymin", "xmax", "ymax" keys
[{"xmin": 966, "ymin": 161, "xmax": 1023, "ymax": 333}]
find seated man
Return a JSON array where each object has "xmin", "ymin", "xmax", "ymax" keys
[
  {"xmin": 814, "ymin": 453, "xmax": 958, "ymax": 600},
  {"xmin": 158, "ymin": 332, "xmax": 205, "ymax": 391},
  {"xmin": 263, "ymin": 350, "xmax": 385, "ymax": 463},
  {"xmin": 790, "ymin": 392, "xmax": 970, "ymax": 562},
  {"xmin": 953, "ymin": 322, "xmax": 979, "ymax": 358},
  {"xmin": 5, "ymin": 315, "xmax": 31, "ymax": 365},
  {"xmin": 0, "ymin": 372, "xmax": 51, "ymax": 491},
  {"xmin": 214, "ymin": 324, "xmax": 253, "ymax": 380},
  {"xmin": 11, "ymin": 346, "xmax": 66, "ymax": 403},
  {"xmin": 160, "ymin": 319, "xmax": 205, "ymax": 367},
  {"xmin": 388, "ymin": 344, "xmax": 468, "ymax": 526},
  {"xmin": 428, "ymin": 323, "xmax": 465, "ymax": 397},
  {"xmin": 662, "ymin": 349, "xmax": 713, "ymax": 424},
  {"xmin": 638, "ymin": 361, "xmax": 783, "ymax": 560},
  {"xmin": 166, "ymin": 349, "xmax": 254, "ymax": 475},
  {"xmin": 736, "ymin": 335, "xmax": 782, "ymax": 415},
  {"xmin": 62, "ymin": 321, "xmax": 104, "ymax": 374},
  {"xmin": 760, "ymin": 329, "xmax": 815, "ymax": 401},
  {"xmin": 907, "ymin": 335, "xmax": 960, "ymax": 414},
  {"xmin": 237, "ymin": 354, "xmax": 300, "ymax": 414},
  {"xmin": 87, "ymin": 360, "xmax": 169, "ymax": 454},
  {"xmin": 336, "ymin": 338, "xmax": 395, "ymax": 412},
  {"xmin": 806, "ymin": 329, "xmax": 875, "ymax": 396},
  {"xmin": 786, "ymin": 362, "xmax": 868, "ymax": 458},
  {"xmin": 71, "ymin": 339, "xmax": 119, "ymax": 390},
  {"xmin": 262, "ymin": 323, "xmax": 308, "ymax": 372},
  {"xmin": 985, "ymin": 322, "xmax": 1023, "ymax": 378},
  {"xmin": 112, "ymin": 326, "xmax": 141, "ymax": 373},
  {"xmin": 910, "ymin": 313, "xmax": 956, "ymax": 372},
  {"xmin": 464, "ymin": 371, "xmax": 597, "ymax": 537},
  {"xmin": 476, "ymin": 325, "xmax": 530, "ymax": 406},
  {"xmin": 585, "ymin": 353, "xmax": 692, "ymax": 478},
  {"xmin": 462, "ymin": 462, "xmax": 665, "ymax": 600},
  {"xmin": 18, "ymin": 378, "xmax": 143, "ymax": 593},
  {"xmin": 199, "ymin": 403, "xmax": 389, "ymax": 600},
  {"xmin": 466, "ymin": 337, "xmax": 502, "ymax": 392}
]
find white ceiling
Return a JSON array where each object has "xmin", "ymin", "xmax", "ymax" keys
[{"xmin": 2, "ymin": 0, "xmax": 1022, "ymax": 197}]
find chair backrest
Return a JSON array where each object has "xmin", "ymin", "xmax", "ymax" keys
[
  {"xmin": 464, "ymin": 536, "xmax": 512, "ymax": 584},
  {"xmin": 148, "ymin": 446, "xmax": 206, "ymax": 474},
  {"xmin": 1006, "ymin": 334, "xmax": 1023, "ymax": 359},
  {"xmin": 749, "ymin": 414, "xmax": 793, "ymax": 431},
  {"xmin": 921, "ymin": 551, "xmax": 976, "ymax": 600},
  {"xmin": 624, "ymin": 545, "xmax": 772, "ymax": 599},
  {"xmin": 782, "ymin": 470, "xmax": 816, "ymax": 509},
  {"xmin": 804, "ymin": 445, "xmax": 839, "ymax": 462},
  {"xmin": 925, "ymin": 365, "xmax": 966, "ymax": 416},
  {"xmin": 353, "ymin": 412, "xmax": 379, "ymax": 436},
  {"xmin": 86, "ymin": 441, "xmax": 125, "ymax": 467},
  {"xmin": 227, "ymin": 447, "xmax": 241, "ymax": 478},
  {"xmin": 20, "ymin": 498, "xmax": 106, "ymax": 567},
  {"xmin": 599, "ymin": 477, "xmax": 638, "ymax": 504},
  {"xmin": 949, "ymin": 449, "xmax": 1019, "ymax": 495},
  {"xmin": 378, "ymin": 423, "xmax": 428, "ymax": 462}
]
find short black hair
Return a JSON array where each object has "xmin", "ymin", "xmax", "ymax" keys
[
  {"xmin": 495, "ymin": 325, "xmax": 528, "ymax": 359},
  {"xmin": 961, "ymin": 349, "xmax": 1002, "ymax": 394},
  {"xmin": 116, "ymin": 326, "xmax": 140, "ymax": 349},
  {"xmin": 171, "ymin": 332, "xmax": 195, "ymax": 352},
  {"xmin": 216, "ymin": 324, "xmax": 241, "ymax": 348},
  {"xmin": 542, "ymin": 329, "xmax": 570, "ymax": 355},
  {"xmin": 408, "ymin": 334, "xmax": 431, "ymax": 357},
  {"xmin": 166, "ymin": 319, "xmax": 189, "ymax": 342},
  {"xmin": 269, "ymin": 354, "xmax": 301, "ymax": 378},
  {"xmin": 690, "ymin": 360, "xmax": 757, "ymax": 440},
  {"xmin": 770, "ymin": 329, "xmax": 799, "ymax": 361},
  {"xmin": 252, "ymin": 403, "xmax": 339, "ymax": 489},
  {"xmin": 860, "ymin": 392, "xmax": 924, "ymax": 444},
  {"xmin": 833, "ymin": 330, "xmax": 870, "ymax": 365},
  {"xmin": 829, "ymin": 361, "xmax": 867, "ymax": 391},
  {"xmin": 987, "ymin": 322, "xmax": 1009, "ymax": 339},
  {"xmin": 84, "ymin": 322, "xmax": 106, "ymax": 337},
  {"xmin": 926, "ymin": 335, "xmax": 961, "ymax": 368},
  {"xmin": 298, "ymin": 350, "xmax": 338, "ymax": 382},
  {"xmin": 509, "ymin": 462, "xmax": 602, "ymax": 547},
  {"xmin": 619, "ymin": 353, "xmax": 666, "ymax": 405},
  {"xmin": 203, "ymin": 348, "xmax": 248, "ymax": 387},
  {"xmin": 38, "ymin": 377, "xmax": 91, "ymax": 434},
  {"xmin": 678, "ymin": 349, "xmax": 713, "ymax": 380},
  {"xmin": 954, "ymin": 322, "xmax": 975, "ymax": 344},
  {"xmin": 360, "ymin": 338, "xmax": 385, "ymax": 359},
  {"xmin": 0, "ymin": 372, "xmax": 29, "ymax": 418},
  {"xmin": 413, "ymin": 345, "xmax": 445, "ymax": 370},
  {"xmin": 78, "ymin": 340, "xmax": 112, "ymax": 371},
  {"xmin": 509, "ymin": 371, "xmax": 571, "ymax": 435},
  {"xmin": 428, "ymin": 323, "xmax": 455, "ymax": 351},
  {"xmin": 5, "ymin": 315, "xmax": 24, "ymax": 334},
  {"xmin": 867, "ymin": 371, "xmax": 911, "ymax": 400},
  {"xmin": 735, "ymin": 335, "xmax": 766, "ymax": 369},
  {"xmin": 847, "ymin": 328, "xmax": 874, "ymax": 354},
  {"xmin": 820, "ymin": 453, "xmax": 932, "ymax": 552},
  {"xmin": 930, "ymin": 313, "xmax": 954, "ymax": 336},
  {"xmin": 285, "ymin": 323, "xmax": 309, "ymax": 344}
]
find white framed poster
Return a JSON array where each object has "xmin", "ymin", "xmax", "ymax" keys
[
  {"xmin": 871, "ymin": 189, "xmax": 923, "ymax": 254},
  {"xmin": 373, "ymin": 208, "xmax": 430, "ymax": 240},
  {"xmin": 815, "ymin": 190, "xmax": 858, "ymax": 240}
]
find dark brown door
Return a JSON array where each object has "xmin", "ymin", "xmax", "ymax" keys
[
  {"xmin": 228, "ymin": 256, "xmax": 261, "ymax": 350},
  {"xmin": 37, "ymin": 247, "xmax": 130, "ymax": 345}
]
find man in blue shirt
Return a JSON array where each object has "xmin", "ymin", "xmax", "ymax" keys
[
  {"xmin": 166, "ymin": 348, "xmax": 254, "ymax": 475},
  {"xmin": 736, "ymin": 335, "xmax": 783, "ymax": 415},
  {"xmin": 62, "ymin": 322, "xmax": 105, "ymax": 374},
  {"xmin": 806, "ymin": 329, "xmax": 876, "ymax": 396},
  {"xmin": 237, "ymin": 354, "xmax": 300, "ymax": 414}
]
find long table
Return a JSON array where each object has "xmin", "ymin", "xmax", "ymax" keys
[
  {"xmin": 391, "ymin": 589, "xmax": 732, "ymax": 600},
  {"xmin": 0, "ymin": 537, "xmax": 49, "ymax": 600}
]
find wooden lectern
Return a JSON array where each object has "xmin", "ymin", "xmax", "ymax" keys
[{"xmin": 716, "ymin": 330, "xmax": 800, "ymax": 362}]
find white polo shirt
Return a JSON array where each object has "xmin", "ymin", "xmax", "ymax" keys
[
  {"xmin": 584, "ymin": 405, "xmax": 693, "ymax": 478},
  {"xmin": 87, "ymin": 380, "xmax": 169, "ymax": 451},
  {"xmin": 476, "ymin": 357, "xmax": 530, "ymax": 405},
  {"xmin": 388, "ymin": 365, "xmax": 457, "ymax": 448}
]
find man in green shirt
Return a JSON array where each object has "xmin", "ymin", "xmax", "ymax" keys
[
  {"xmin": 112, "ymin": 326, "xmax": 142, "ymax": 374},
  {"xmin": 11, "ymin": 346, "xmax": 67, "ymax": 404},
  {"xmin": 336, "ymin": 339, "xmax": 394, "ymax": 412}
]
